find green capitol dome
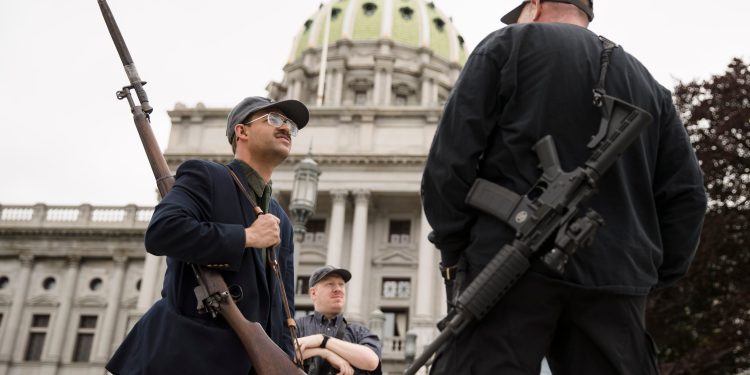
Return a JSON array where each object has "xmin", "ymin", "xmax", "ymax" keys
[
  {"xmin": 290, "ymin": 0, "xmax": 468, "ymax": 66},
  {"xmin": 267, "ymin": 0, "xmax": 467, "ymax": 109}
]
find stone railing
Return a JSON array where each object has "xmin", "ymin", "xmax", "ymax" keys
[
  {"xmin": 0, "ymin": 203, "xmax": 153, "ymax": 229},
  {"xmin": 382, "ymin": 336, "xmax": 405, "ymax": 358}
]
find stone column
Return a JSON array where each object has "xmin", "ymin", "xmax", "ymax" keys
[
  {"xmin": 324, "ymin": 70, "xmax": 336, "ymax": 106},
  {"xmin": 420, "ymin": 77, "xmax": 438, "ymax": 107},
  {"xmin": 0, "ymin": 254, "xmax": 34, "ymax": 375},
  {"xmin": 345, "ymin": 189, "xmax": 370, "ymax": 322},
  {"xmin": 415, "ymin": 209, "xmax": 436, "ymax": 318},
  {"xmin": 383, "ymin": 69, "xmax": 393, "ymax": 106},
  {"xmin": 333, "ymin": 70, "xmax": 344, "ymax": 106},
  {"xmin": 325, "ymin": 190, "xmax": 348, "ymax": 267},
  {"xmin": 411, "ymin": 209, "xmax": 439, "ymax": 374},
  {"xmin": 93, "ymin": 255, "xmax": 127, "ymax": 363},
  {"xmin": 420, "ymin": 78, "xmax": 431, "ymax": 107},
  {"xmin": 293, "ymin": 235, "xmax": 303, "ymax": 281},
  {"xmin": 293, "ymin": 80, "xmax": 303, "ymax": 101},
  {"xmin": 137, "ymin": 253, "xmax": 160, "ymax": 310},
  {"xmin": 373, "ymin": 70, "xmax": 383, "ymax": 105},
  {"xmin": 45, "ymin": 256, "xmax": 81, "ymax": 364},
  {"xmin": 375, "ymin": 55, "xmax": 394, "ymax": 106}
]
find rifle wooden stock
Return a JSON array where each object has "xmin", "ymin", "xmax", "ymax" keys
[
  {"xmin": 201, "ymin": 268, "xmax": 306, "ymax": 375},
  {"xmin": 97, "ymin": 1, "xmax": 304, "ymax": 373}
]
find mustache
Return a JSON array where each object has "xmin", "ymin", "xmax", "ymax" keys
[{"xmin": 274, "ymin": 129, "xmax": 291, "ymax": 139}]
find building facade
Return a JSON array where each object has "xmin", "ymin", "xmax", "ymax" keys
[{"xmin": 0, "ymin": 1, "xmax": 467, "ymax": 374}]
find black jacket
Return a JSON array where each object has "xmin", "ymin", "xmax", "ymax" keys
[
  {"xmin": 422, "ymin": 23, "xmax": 707, "ymax": 295},
  {"xmin": 107, "ymin": 159, "xmax": 296, "ymax": 374}
]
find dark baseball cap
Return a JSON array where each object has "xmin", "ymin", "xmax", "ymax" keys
[
  {"xmin": 501, "ymin": 0, "xmax": 594, "ymax": 25},
  {"xmin": 226, "ymin": 96, "xmax": 310, "ymax": 145},
  {"xmin": 309, "ymin": 265, "xmax": 352, "ymax": 287}
]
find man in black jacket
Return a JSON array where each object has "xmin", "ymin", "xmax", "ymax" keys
[
  {"xmin": 107, "ymin": 96, "xmax": 308, "ymax": 374},
  {"xmin": 421, "ymin": 1, "xmax": 707, "ymax": 374}
]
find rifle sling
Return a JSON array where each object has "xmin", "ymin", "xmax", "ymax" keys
[{"xmin": 226, "ymin": 166, "xmax": 305, "ymax": 367}]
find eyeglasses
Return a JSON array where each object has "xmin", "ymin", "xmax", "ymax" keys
[{"xmin": 244, "ymin": 112, "xmax": 299, "ymax": 137}]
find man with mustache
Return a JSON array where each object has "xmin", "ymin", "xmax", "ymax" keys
[
  {"xmin": 295, "ymin": 266, "xmax": 382, "ymax": 375},
  {"xmin": 107, "ymin": 96, "xmax": 308, "ymax": 374}
]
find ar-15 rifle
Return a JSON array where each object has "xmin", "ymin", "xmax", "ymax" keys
[
  {"xmin": 96, "ymin": 1, "xmax": 304, "ymax": 374},
  {"xmin": 404, "ymin": 94, "xmax": 652, "ymax": 375}
]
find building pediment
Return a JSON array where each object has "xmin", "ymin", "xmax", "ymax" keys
[
  {"xmin": 372, "ymin": 249, "xmax": 417, "ymax": 266},
  {"xmin": 27, "ymin": 294, "xmax": 59, "ymax": 307},
  {"xmin": 299, "ymin": 248, "xmax": 327, "ymax": 265},
  {"xmin": 121, "ymin": 296, "xmax": 138, "ymax": 308},
  {"xmin": 76, "ymin": 295, "xmax": 107, "ymax": 307}
]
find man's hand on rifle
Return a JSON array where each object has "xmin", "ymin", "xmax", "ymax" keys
[{"xmin": 244, "ymin": 214, "xmax": 281, "ymax": 248}]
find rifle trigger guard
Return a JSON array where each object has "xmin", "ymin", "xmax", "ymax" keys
[{"xmin": 201, "ymin": 290, "xmax": 230, "ymax": 318}]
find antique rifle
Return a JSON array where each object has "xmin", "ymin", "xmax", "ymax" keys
[{"xmin": 97, "ymin": 1, "xmax": 304, "ymax": 373}]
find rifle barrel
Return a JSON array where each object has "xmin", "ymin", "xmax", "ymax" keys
[{"xmin": 97, "ymin": 0, "xmax": 152, "ymax": 114}]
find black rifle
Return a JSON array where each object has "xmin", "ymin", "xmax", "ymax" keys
[
  {"xmin": 404, "ymin": 95, "xmax": 652, "ymax": 375},
  {"xmin": 97, "ymin": 1, "xmax": 305, "ymax": 373}
]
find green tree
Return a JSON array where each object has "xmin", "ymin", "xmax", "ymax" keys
[{"xmin": 647, "ymin": 58, "xmax": 750, "ymax": 374}]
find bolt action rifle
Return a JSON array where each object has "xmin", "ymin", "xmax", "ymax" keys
[
  {"xmin": 404, "ymin": 94, "xmax": 652, "ymax": 374},
  {"xmin": 96, "ymin": 1, "xmax": 305, "ymax": 373}
]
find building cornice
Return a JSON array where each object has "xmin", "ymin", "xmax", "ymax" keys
[
  {"xmin": 168, "ymin": 104, "xmax": 444, "ymax": 121},
  {"xmin": 165, "ymin": 154, "xmax": 427, "ymax": 167},
  {"xmin": 0, "ymin": 227, "xmax": 145, "ymax": 238}
]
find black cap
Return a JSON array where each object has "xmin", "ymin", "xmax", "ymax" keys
[
  {"xmin": 501, "ymin": 0, "xmax": 594, "ymax": 25},
  {"xmin": 309, "ymin": 265, "xmax": 352, "ymax": 287},
  {"xmin": 226, "ymin": 96, "xmax": 310, "ymax": 145}
]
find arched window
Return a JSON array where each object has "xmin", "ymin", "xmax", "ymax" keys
[
  {"xmin": 89, "ymin": 277, "xmax": 103, "ymax": 291},
  {"xmin": 331, "ymin": 7, "xmax": 342, "ymax": 20},
  {"xmin": 399, "ymin": 7, "xmax": 414, "ymax": 20},
  {"xmin": 433, "ymin": 18, "xmax": 445, "ymax": 32},
  {"xmin": 363, "ymin": 2, "xmax": 378, "ymax": 16},
  {"xmin": 42, "ymin": 277, "xmax": 56, "ymax": 290}
]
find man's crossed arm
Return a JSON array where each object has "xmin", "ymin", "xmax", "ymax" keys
[{"xmin": 297, "ymin": 334, "xmax": 379, "ymax": 373}]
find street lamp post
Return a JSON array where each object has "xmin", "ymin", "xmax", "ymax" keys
[{"xmin": 288, "ymin": 153, "xmax": 322, "ymax": 276}]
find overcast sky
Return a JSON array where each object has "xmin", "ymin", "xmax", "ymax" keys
[{"xmin": 0, "ymin": 0, "xmax": 747, "ymax": 207}]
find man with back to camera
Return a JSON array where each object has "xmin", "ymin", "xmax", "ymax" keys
[
  {"xmin": 421, "ymin": 1, "xmax": 707, "ymax": 374},
  {"xmin": 106, "ymin": 96, "xmax": 308, "ymax": 374},
  {"xmin": 295, "ymin": 265, "xmax": 382, "ymax": 375}
]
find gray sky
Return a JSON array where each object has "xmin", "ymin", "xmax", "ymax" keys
[{"xmin": 0, "ymin": 0, "xmax": 747, "ymax": 207}]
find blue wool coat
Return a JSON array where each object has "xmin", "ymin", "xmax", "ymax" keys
[{"xmin": 107, "ymin": 159, "xmax": 296, "ymax": 374}]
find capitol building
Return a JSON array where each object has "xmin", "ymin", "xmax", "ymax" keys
[{"xmin": 0, "ymin": 0, "xmax": 468, "ymax": 374}]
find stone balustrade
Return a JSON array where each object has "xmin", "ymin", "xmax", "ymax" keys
[
  {"xmin": 382, "ymin": 336, "xmax": 406, "ymax": 358},
  {"xmin": 0, "ymin": 203, "xmax": 153, "ymax": 229}
]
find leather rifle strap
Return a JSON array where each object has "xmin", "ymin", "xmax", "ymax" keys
[{"xmin": 226, "ymin": 166, "xmax": 305, "ymax": 367}]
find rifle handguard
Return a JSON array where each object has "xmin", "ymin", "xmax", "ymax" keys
[{"xmin": 457, "ymin": 242, "xmax": 531, "ymax": 320}]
